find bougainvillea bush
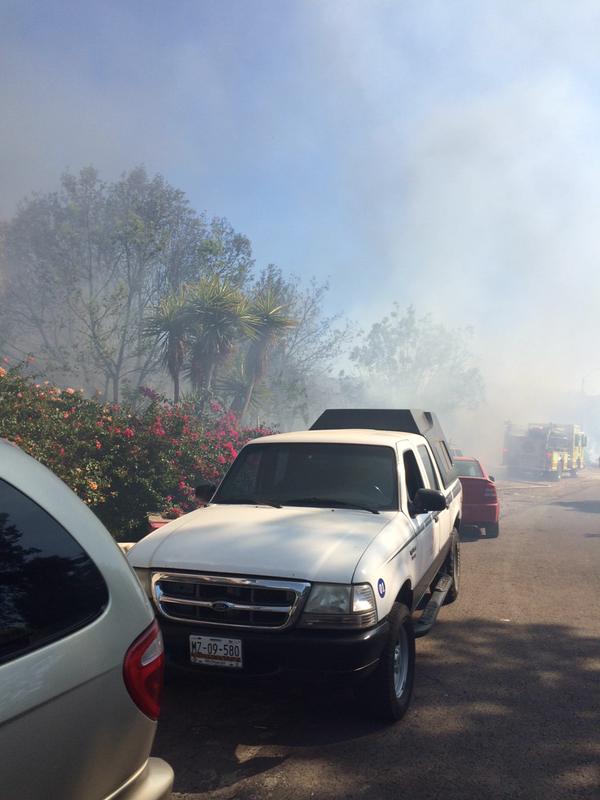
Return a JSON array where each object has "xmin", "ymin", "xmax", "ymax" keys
[{"xmin": 0, "ymin": 362, "xmax": 273, "ymax": 539}]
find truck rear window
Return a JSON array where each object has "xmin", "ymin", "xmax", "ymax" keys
[{"xmin": 213, "ymin": 443, "xmax": 398, "ymax": 511}]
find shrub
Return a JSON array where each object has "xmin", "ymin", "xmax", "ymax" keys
[{"xmin": 0, "ymin": 362, "xmax": 273, "ymax": 539}]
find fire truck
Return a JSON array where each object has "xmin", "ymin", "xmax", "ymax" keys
[{"xmin": 503, "ymin": 422, "xmax": 587, "ymax": 480}]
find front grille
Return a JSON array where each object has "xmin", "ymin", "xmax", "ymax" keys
[{"xmin": 152, "ymin": 572, "xmax": 311, "ymax": 630}]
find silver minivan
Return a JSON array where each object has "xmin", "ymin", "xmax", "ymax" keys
[{"xmin": 0, "ymin": 440, "xmax": 173, "ymax": 799}]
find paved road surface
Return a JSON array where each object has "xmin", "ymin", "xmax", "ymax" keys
[{"xmin": 153, "ymin": 473, "xmax": 600, "ymax": 800}]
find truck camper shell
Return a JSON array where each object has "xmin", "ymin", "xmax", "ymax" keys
[{"xmin": 310, "ymin": 408, "xmax": 458, "ymax": 488}]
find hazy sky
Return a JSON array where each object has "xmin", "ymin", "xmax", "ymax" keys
[{"xmin": 3, "ymin": 0, "xmax": 600, "ymax": 394}]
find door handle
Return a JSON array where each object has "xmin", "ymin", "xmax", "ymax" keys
[{"xmin": 409, "ymin": 546, "xmax": 417, "ymax": 559}]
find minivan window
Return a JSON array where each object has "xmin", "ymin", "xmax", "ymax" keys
[{"xmin": 0, "ymin": 479, "xmax": 109, "ymax": 664}]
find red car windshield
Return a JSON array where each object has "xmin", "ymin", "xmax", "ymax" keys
[{"xmin": 455, "ymin": 459, "xmax": 484, "ymax": 478}]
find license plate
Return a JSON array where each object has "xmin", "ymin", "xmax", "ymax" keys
[{"xmin": 189, "ymin": 635, "xmax": 243, "ymax": 669}]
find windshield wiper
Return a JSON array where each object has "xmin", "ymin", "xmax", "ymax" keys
[
  {"xmin": 280, "ymin": 497, "xmax": 380, "ymax": 515},
  {"xmin": 215, "ymin": 498, "xmax": 282, "ymax": 508}
]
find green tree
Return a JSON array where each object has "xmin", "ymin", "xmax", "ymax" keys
[
  {"xmin": 253, "ymin": 266, "xmax": 353, "ymax": 427},
  {"xmin": 0, "ymin": 167, "xmax": 254, "ymax": 401},
  {"xmin": 350, "ymin": 304, "xmax": 484, "ymax": 411}
]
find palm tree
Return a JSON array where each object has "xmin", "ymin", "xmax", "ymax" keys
[
  {"xmin": 144, "ymin": 289, "xmax": 189, "ymax": 402},
  {"xmin": 217, "ymin": 356, "xmax": 269, "ymax": 416},
  {"xmin": 185, "ymin": 277, "xmax": 253, "ymax": 395},
  {"xmin": 231, "ymin": 289, "xmax": 295, "ymax": 421}
]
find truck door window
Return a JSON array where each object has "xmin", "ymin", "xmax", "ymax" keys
[
  {"xmin": 402, "ymin": 449, "xmax": 425, "ymax": 514},
  {"xmin": 417, "ymin": 445, "xmax": 440, "ymax": 489}
]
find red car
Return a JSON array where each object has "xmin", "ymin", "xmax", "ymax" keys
[{"xmin": 454, "ymin": 456, "xmax": 500, "ymax": 537}]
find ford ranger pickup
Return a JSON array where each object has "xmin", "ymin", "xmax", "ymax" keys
[{"xmin": 129, "ymin": 408, "xmax": 462, "ymax": 721}]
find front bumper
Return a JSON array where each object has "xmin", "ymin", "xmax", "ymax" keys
[{"xmin": 160, "ymin": 618, "xmax": 390, "ymax": 679}]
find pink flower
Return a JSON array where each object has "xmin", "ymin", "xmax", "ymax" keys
[
  {"xmin": 65, "ymin": 387, "xmax": 76, "ymax": 395},
  {"xmin": 63, "ymin": 412, "xmax": 70, "ymax": 419},
  {"xmin": 95, "ymin": 440, "xmax": 102, "ymax": 450},
  {"xmin": 123, "ymin": 427, "xmax": 134, "ymax": 438},
  {"xmin": 217, "ymin": 454, "xmax": 226, "ymax": 464},
  {"xmin": 178, "ymin": 480, "xmax": 186, "ymax": 489}
]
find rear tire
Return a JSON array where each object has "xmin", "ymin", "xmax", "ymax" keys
[
  {"xmin": 444, "ymin": 530, "xmax": 460, "ymax": 604},
  {"xmin": 485, "ymin": 522, "xmax": 499, "ymax": 538},
  {"xmin": 359, "ymin": 602, "xmax": 415, "ymax": 722}
]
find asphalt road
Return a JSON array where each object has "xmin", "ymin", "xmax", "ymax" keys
[{"xmin": 153, "ymin": 472, "xmax": 600, "ymax": 800}]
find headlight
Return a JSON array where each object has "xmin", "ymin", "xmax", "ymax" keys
[
  {"xmin": 352, "ymin": 583, "xmax": 376, "ymax": 613},
  {"xmin": 299, "ymin": 583, "xmax": 377, "ymax": 629},
  {"xmin": 304, "ymin": 584, "xmax": 351, "ymax": 614}
]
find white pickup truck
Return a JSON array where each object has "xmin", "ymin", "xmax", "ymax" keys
[{"xmin": 129, "ymin": 409, "xmax": 462, "ymax": 721}]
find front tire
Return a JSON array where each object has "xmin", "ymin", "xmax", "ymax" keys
[{"xmin": 359, "ymin": 602, "xmax": 415, "ymax": 722}]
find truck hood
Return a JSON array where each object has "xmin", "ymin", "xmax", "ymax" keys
[{"xmin": 128, "ymin": 504, "xmax": 394, "ymax": 583}]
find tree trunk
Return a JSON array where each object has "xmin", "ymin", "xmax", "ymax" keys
[
  {"xmin": 173, "ymin": 371, "xmax": 180, "ymax": 404},
  {"xmin": 205, "ymin": 362, "xmax": 216, "ymax": 392},
  {"xmin": 240, "ymin": 379, "xmax": 255, "ymax": 423}
]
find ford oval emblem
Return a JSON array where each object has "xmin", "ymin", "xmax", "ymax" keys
[{"xmin": 211, "ymin": 601, "xmax": 231, "ymax": 612}]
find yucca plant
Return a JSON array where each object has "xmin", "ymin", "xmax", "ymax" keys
[
  {"xmin": 184, "ymin": 277, "xmax": 254, "ymax": 398},
  {"xmin": 231, "ymin": 289, "xmax": 295, "ymax": 421},
  {"xmin": 217, "ymin": 356, "xmax": 269, "ymax": 415},
  {"xmin": 144, "ymin": 289, "xmax": 189, "ymax": 402}
]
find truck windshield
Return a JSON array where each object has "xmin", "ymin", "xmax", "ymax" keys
[
  {"xmin": 212, "ymin": 442, "xmax": 399, "ymax": 511},
  {"xmin": 548, "ymin": 435, "xmax": 569, "ymax": 450}
]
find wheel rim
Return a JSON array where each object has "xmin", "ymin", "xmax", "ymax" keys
[{"xmin": 393, "ymin": 625, "xmax": 409, "ymax": 698}]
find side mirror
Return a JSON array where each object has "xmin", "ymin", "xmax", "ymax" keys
[
  {"xmin": 489, "ymin": 475, "xmax": 495, "ymax": 482},
  {"xmin": 413, "ymin": 488, "xmax": 447, "ymax": 514},
  {"xmin": 195, "ymin": 483, "xmax": 216, "ymax": 503}
]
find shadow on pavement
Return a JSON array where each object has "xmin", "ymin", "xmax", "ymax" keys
[
  {"xmin": 459, "ymin": 524, "xmax": 483, "ymax": 541},
  {"xmin": 153, "ymin": 618, "xmax": 600, "ymax": 799},
  {"xmin": 553, "ymin": 500, "xmax": 600, "ymax": 514},
  {"xmin": 459, "ymin": 524, "xmax": 499, "ymax": 542}
]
